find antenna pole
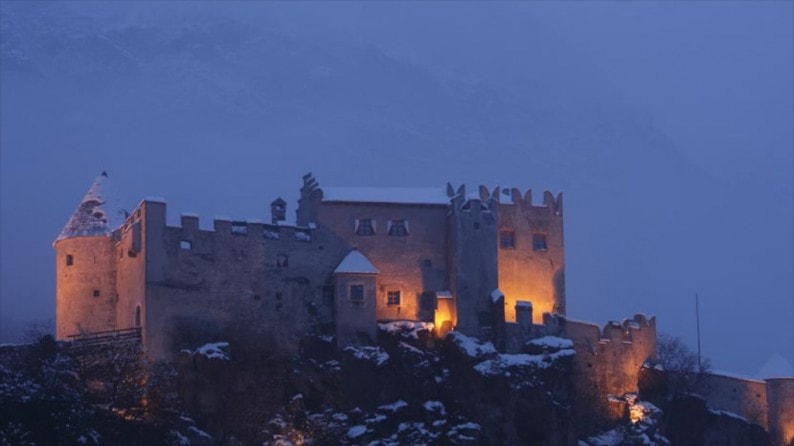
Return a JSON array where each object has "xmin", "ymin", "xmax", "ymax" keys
[{"xmin": 696, "ymin": 293, "xmax": 702, "ymax": 372}]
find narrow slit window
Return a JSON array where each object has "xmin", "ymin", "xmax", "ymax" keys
[
  {"xmin": 93, "ymin": 289, "xmax": 100, "ymax": 297},
  {"xmin": 66, "ymin": 255, "xmax": 74, "ymax": 266}
]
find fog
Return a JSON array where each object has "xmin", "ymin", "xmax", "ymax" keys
[{"xmin": 1, "ymin": 1, "xmax": 791, "ymax": 376}]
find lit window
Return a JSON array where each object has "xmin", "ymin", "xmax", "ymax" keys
[
  {"xmin": 388, "ymin": 220, "xmax": 408, "ymax": 236},
  {"xmin": 387, "ymin": 291, "xmax": 401, "ymax": 306},
  {"xmin": 356, "ymin": 219, "xmax": 375, "ymax": 236},
  {"xmin": 350, "ymin": 284, "xmax": 364, "ymax": 302},
  {"xmin": 66, "ymin": 255, "xmax": 74, "ymax": 266},
  {"xmin": 500, "ymin": 231, "xmax": 515, "ymax": 248},
  {"xmin": 532, "ymin": 234, "xmax": 548, "ymax": 251},
  {"xmin": 180, "ymin": 240, "xmax": 192, "ymax": 250}
]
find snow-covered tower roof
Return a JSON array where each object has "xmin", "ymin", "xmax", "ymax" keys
[
  {"xmin": 56, "ymin": 172, "xmax": 127, "ymax": 242},
  {"xmin": 333, "ymin": 249, "xmax": 378, "ymax": 275}
]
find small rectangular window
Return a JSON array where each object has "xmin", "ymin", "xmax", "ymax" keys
[
  {"xmin": 356, "ymin": 219, "xmax": 375, "ymax": 236},
  {"xmin": 322, "ymin": 285, "xmax": 335, "ymax": 307},
  {"xmin": 532, "ymin": 234, "xmax": 548, "ymax": 251},
  {"xmin": 180, "ymin": 240, "xmax": 192, "ymax": 250},
  {"xmin": 422, "ymin": 258, "xmax": 432, "ymax": 268},
  {"xmin": 388, "ymin": 220, "xmax": 408, "ymax": 236},
  {"xmin": 66, "ymin": 255, "xmax": 74, "ymax": 266},
  {"xmin": 387, "ymin": 290, "xmax": 401, "ymax": 306},
  {"xmin": 500, "ymin": 231, "xmax": 515, "ymax": 248},
  {"xmin": 93, "ymin": 289, "xmax": 100, "ymax": 297},
  {"xmin": 349, "ymin": 284, "xmax": 364, "ymax": 302}
]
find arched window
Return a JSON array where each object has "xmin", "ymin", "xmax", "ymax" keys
[{"xmin": 134, "ymin": 306, "xmax": 141, "ymax": 327}]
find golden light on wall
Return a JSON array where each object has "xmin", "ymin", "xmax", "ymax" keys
[{"xmin": 434, "ymin": 291, "xmax": 456, "ymax": 338}]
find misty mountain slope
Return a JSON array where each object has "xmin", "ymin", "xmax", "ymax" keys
[{"xmin": 1, "ymin": 2, "xmax": 790, "ymax": 375}]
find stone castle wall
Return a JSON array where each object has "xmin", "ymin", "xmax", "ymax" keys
[
  {"xmin": 54, "ymin": 236, "xmax": 118, "ymax": 338},
  {"xmin": 495, "ymin": 187, "xmax": 565, "ymax": 324},
  {"xmin": 766, "ymin": 378, "xmax": 794, "ymax": 446},
  {"xmin": 563, "ymin": 314, "xmax": 657, "ymax": 398}
]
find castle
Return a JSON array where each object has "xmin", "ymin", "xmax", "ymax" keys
[{"xmin": 54, "ymin": 172, "xmax": 793, "ymax": 445}]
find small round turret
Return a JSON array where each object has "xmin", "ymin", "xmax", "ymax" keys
[{"xmin": 54, "ymin": 172, "xmax": 124, "ymax": 339}]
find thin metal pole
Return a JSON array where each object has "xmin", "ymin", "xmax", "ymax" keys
[{"xmin": 696, "ymin": 293, "xmax": 702, "ymax": 372}]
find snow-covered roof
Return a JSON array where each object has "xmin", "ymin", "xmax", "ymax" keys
[
  {"xmin": 322, "ymin": 187, "xmax": 449, "ymax": 205},
  {"xmin": 56, "ymin": 172, "xmax": 127, "ymax": 242},
  {"xmin": 334, "ymin": 249, "xmax": 378, "ymax": 274},
  {"xmin": 756, "ymin": 353, "xmax": 794, "ymax": 379}
]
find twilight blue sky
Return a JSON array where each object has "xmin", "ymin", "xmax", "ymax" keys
[{"xmin": 1, "ymin": 1, "xmax": 792, "ymax": 376}]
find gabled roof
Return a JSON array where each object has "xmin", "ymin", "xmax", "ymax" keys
[
  {"xmin": 333, "ymin": 249, "xmax": 378, "ymax": 275},
  {"xmin": 322, "ymin": 187, "xmax": 449, "ymax": 205},
  {"xmin": 56, "ymin": 172, "xmax": 127, "ymax": 242}
]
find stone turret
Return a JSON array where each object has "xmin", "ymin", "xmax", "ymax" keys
[{"xmin": 54, "ymin": 172, "xmax": 124, "ymax": 339}]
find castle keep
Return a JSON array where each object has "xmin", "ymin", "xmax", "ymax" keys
[{"xmin": 54, "ymin": 172, "xmax": 794, "ymax": 445}]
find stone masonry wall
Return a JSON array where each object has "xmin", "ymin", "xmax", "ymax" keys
[
  {"xmin": 54, "ymin": 236, "xmax": 117, "ymax": 338},
  {"xmin": 495, "ymin": 187, "xmax": 565, "ymax": 323}
]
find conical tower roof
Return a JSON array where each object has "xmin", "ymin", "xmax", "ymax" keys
[{"xmin": 56, "ymin": 171, "xmax": 127, "ymax": 242}]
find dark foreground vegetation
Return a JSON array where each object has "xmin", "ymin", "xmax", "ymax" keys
[{"xmin": 0, "ymin": 328, "xmax": 774, "ymax": 446}]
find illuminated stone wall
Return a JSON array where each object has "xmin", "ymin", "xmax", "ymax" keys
[
  {"xmin": 54, "ymin": 236, "xmax": 117, "ymax": 338},
  {"xmin": 563, "ymin": 314, "xmax": 657, "ymax": 398},
  {"xmin": 766, "ymin": 378, "xmax": 794, "ymax": 446},
  {"xmin": 495, "ymin": 187, "xmax": 565, "ymax": 324}
]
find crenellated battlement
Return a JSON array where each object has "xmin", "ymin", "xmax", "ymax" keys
[{"xmin": 120, "ymin": 200, "xmax": 314, "ymax": 245}]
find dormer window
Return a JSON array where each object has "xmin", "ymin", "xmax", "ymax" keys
[
  {"xmin": 388, "ymin": 220, "xmax": 408, "ymax": 236},
  {"xmin": 355, "ymin": 219, "xmax": 375, "ymax": 236}
]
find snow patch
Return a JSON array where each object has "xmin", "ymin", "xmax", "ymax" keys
[
  {"xmin": 344, "ymin": 346, "xmax": 389, "ymax": 366},
  {"xmin": 379, "ymin": 320, "xmax": 434, "ymax": 339},
  {"xmin": 193, "ymin": 342, "xmax": 230, "ymax": 360},
  {"xmin": 323, "ymin": 187, "xmax": 449, "ymax": 205}
]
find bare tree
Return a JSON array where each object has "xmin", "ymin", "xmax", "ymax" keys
[{"xmin": 655, "ymin": 333, "xmax": 711, "ymax": 397}]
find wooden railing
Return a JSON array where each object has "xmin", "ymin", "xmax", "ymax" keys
[{"xmin": 66, "ymin": 327, "xmax": 142, "ymax": 347}]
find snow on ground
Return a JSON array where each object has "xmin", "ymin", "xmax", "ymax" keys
[
  {"xmin": 447, "ymin": 331, "xmax": 497, "ymax": 359},
  {"xmin": 344, "ymin": 346, "xmax": 390, "ymax": 366},
  {"xmin": 527, "ymin": 336, "xmax": 574, "ymax": 350},
  {"xmin": 347, "ymin": 425, "xmax": 368, "ymax": 438},
  {"xmin": 586, "ymin": 428, "xmax": 624, "ymax": 446},
  {"xmin": 474, "ymin": 349, "xmax": 575, "ymax": 376},
  {"xmin": 378, "ymin": 321, "xmax": 434, "ymax": 339},
  {"xmin": 377, "ymin": 400, "xmax": 408, "ymax": 413},
  {"xmin": 185, "ymin": 342, "xmax": 230, "ymax": 360},
  {"xmin": 423, "ymin": 400, "xmax": 446, "ymax": 415}
]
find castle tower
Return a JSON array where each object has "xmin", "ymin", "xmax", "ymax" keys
[
  {"xmin": 446, "ymin": 184, "xmax": 499, "ymax": 338},
  {"xmin": 54, "ymin": 172, "xmax": 125, "ymax": 339}
]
